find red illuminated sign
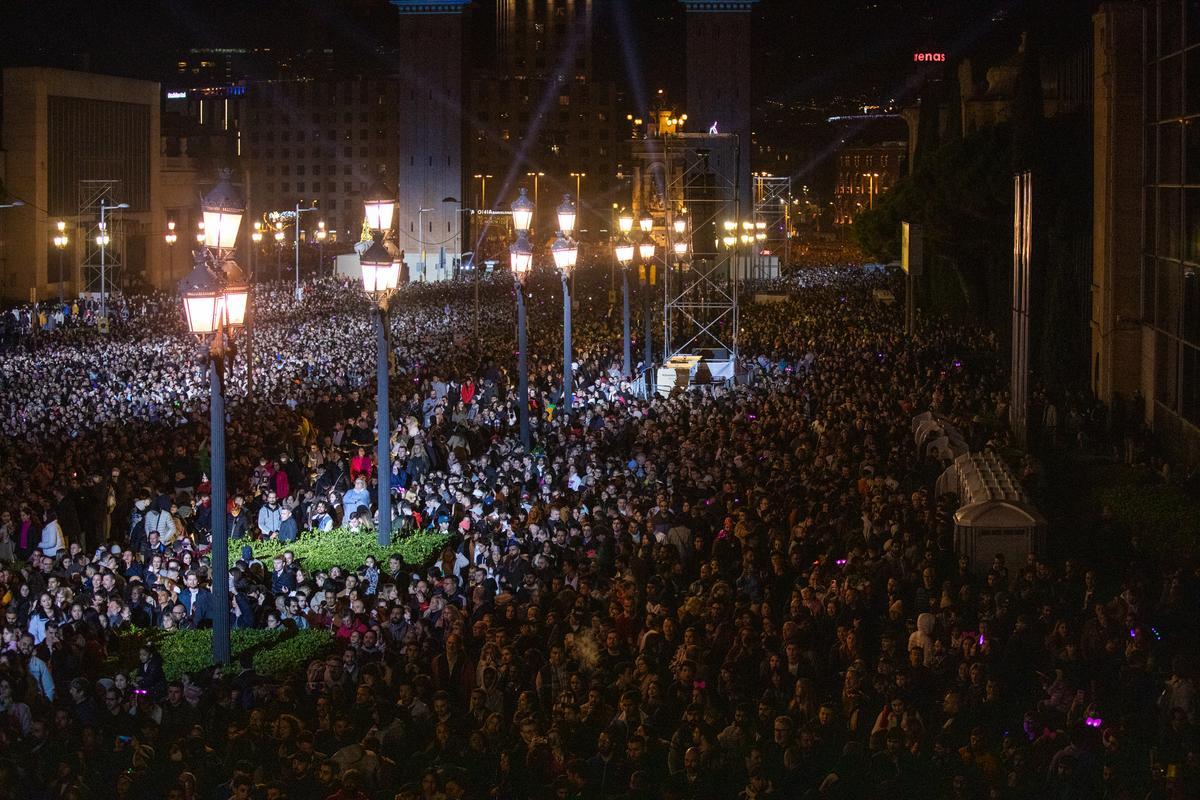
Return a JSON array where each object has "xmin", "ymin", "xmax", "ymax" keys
[{"xmin": 913, "ymin": 52, "xmax": 946, "ymax": 62}]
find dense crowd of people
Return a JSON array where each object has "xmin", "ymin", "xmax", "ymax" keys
[{"xmin": 0, "ymin": 265, "xmax": 1195, "ymax": 800}]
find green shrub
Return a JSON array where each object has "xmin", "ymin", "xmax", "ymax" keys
[
  {"xmin": 1090, "ymin": 465, "xmax": 1200, "ymax": 556},
  {"xmin": 109, "ymin": 627, "xmax": 335, "ymax": 681},
  {"xmin": 252, "ymin": 629, "xmax": 335, "ymax": 677},
  {"xmin": 230, "ymin": 526, "xmax": 450, "ymax": 572}
]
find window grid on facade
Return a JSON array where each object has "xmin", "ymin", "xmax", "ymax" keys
[{"xmin": 1144, "ymin": 0, "xmax": 1200, "ymax": 425}]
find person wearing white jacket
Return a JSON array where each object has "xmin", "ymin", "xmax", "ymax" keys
[{"xmin": 38, "ymin": 510, "xmax": 65, "ymax": 557}]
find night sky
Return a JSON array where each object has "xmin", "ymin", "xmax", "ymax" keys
[{"xmin": 2, "ymin": 0, "xmax": 1030, "ymax": 107}]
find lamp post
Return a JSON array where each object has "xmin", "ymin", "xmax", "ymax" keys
[
  {"xmin": 569, "ymin": 172, "xmax": 585, "ymax": 235},
  {"xmin": 273, "ymin": 224, "xmax": 285, "ymax": 280},
  {"xmin": 361, "ymin": 177, "xmax": 400, "ymax": 546},
  {"xmin": 250, "ymin": 223, "xmax": 263, "ymax": 280},
  {"xmin": 510, "ymin": 188, "xmax": 534, "ymax": 449},
  {"xmin": 98, "ymin": 200, "xmax": 129, "ymax": 324},
  {"xmin": 178, "ymin": 171, "xmax": 247, "ymax": 667},
  {"xmin": 164, "ymin": 221, "xmax": 178, "ymax": 283},
  {"xmin": 553, "ymin": 194, "xmax": 578, "ymax": 415},
  {"xmin": 294, "ymin": 203, "xmax": 319, "ymax": 299},
  {"xmin": 474, "ymin": 174, "xmax": 493, "ymax": 210},
  {"xmin": 247, "ymin": 222, "xmax": 263, "ymax": 395},
  {"xmin": 617, "ymin": 211, "xmax": 634, "ymax": 378},
  {"xmin": 315, "ymin": 220, "xmax": 327, "ymax": 276},
  {"xmin": 526, "ymin": 172, "xmax": 544, "ymax": 229},
  {"xmin": 53, "ymin": 221, "xmax": 69, "ymax": 302},
  {"xmin": 639, "ymin": 233, "xmax": 656, "ymax": 397},
  {"xmin": 442, "ymin": 196, "xmax": 476, "ymax": 342}
]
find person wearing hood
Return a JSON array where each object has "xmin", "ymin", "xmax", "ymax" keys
[
  {"xmin": 128, "ymin": 495, "xmax": 151, "ymax": 553},
  {"xmin": 908, "ymin": 612, "xmax": 936, "ymax": 667}
]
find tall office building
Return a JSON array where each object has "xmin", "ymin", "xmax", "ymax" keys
[
  {"xmin": 239, "ymin": 78, "xmax": 401, "ymax": 246},
  {"xmin": 393, "ymin": 0, "xmax": 470, "ymax": 280},
  {"xmin": 681, "ymin": 0, "xmax": 756, "ymax": 213},
  {"xmin": 469, "ymin": 0, "xmax": 622, "ymax": 241}
]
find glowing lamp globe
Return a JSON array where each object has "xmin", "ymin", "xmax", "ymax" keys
[
  {"xmin": 179, "ymin": 260, "xmax": 225, "ymax": 335},
  {"xmin": 363, "ymin": 178, "xmax": 396, "ymax": 233},
  {"xmin": 511, "ymin": 188, "xmax": 534, "ymax": 233},
  {"xmin": 552, "ymin": 233, "xmax": 578, "ymax": 273},
  {"xmin": 556, "ymin": 194, "xmax": 576, "ymax": 235},
  {"xmin": 638, "ymin": 237, "xmax": 655, "ymax": 261},
  {"xmin": 220, "ymin": 260, "xmax": 250, "ymax": 328},
  {"xmin": 360, "ymin": 234, "xmax": 398, "ymax": 295},
  {"xmin": 510, "ymin": 231, "xmax": 534, "ymax": 278},
  {"xmin": 201, "ymin": 169, "xmax": 245, "ymax": 250}
]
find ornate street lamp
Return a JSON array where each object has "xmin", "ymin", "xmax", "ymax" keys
[
  {"xmin": 178, "ymin": 252, "xmax": 246, "ymax": 667},
  {"xmin": 618, "ymin": 211, "xmax": 634, "ymax": 236},
  {"xmin": 363, "ymin": 177, "xmax": 396, "ymax": 234},
  {"xmin": 557, "ymin": 194, "xmax": 577, "ymax": 235},
  {"xmin": 552, "ymin": 231, "xmax": 579, "ymax": 414},
  {"xmin": 510, "ymin": 225, "xmax": 533, "ymax": 450},
  {"xmin": 615, "ymin": 238, "xmax": 635, "ymax": 378},
  {"xmin": 53, "ymin": 221, "xmax": 69, "ymax": 301},
  {"xmin": 638, "ymin": 234, "xmax": 656, "ymax": 396},
  {"xmin": 511, "ymin": 187, "xmax": 534, "ymax": 234},
  {"xmin": 202, "ymin": 169, "xmax": 244, "ymax": 254},
  {"xmin": 360, "ymin": 183, "xmax": 400, "ymax": 546}
]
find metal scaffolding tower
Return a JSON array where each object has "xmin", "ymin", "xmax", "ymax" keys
[
  {"xmin": 753, "ymin": 174, "xmax": 791, "ymax": 278},
  {"xmin": 662, "ymin": 132, "xmax": 741, "ymax": 364},
  {"xmin": 78, "ymin": 180, "xmax": 125, "ymax": 299}
]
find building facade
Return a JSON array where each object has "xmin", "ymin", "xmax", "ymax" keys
[
  {"xmin": 468, "ymin": 0, "xmax": 623, "ymax": 242},
  {"xmin": 682, "ymin": 0, "xmax": 756, "ymax": 212},
  {"xmin": 394, "ymin": 0, "xmax": 470, "ymax": 281},
  {"xmin": 832, "ymin": 141, "xmax": 906, "ymax": 233},
  {"xmin": 238, "ymin": 78, "xmax": 401, "ymax": 245},
  {"xmin": 0, "ymin": 67, "xmax": 165, "ymax": 301},
  {"xmin": 1091, "ymin": 0, "xmax": 1199, "ymax": 463},
  {"xmin": 1138, "ymin": 0, "xmax": 1200, "ymax": 457}
]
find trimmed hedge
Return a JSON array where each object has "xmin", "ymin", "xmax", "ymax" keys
[
  {"xmin": 1090, "ymin": 465, "xmax": 1200, "ymax": 556},
  {"xmin": 231, "ymin": 527, "xmax": 451, "ymax": 572},
  {"xmin": 110, "ymin": 627, "xmax": 335, "ymax": 682},
  {"xmin": 252, "ymin": 629, "xmax": 336, "ymax": 678}
]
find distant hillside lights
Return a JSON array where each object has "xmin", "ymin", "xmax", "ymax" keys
[{"xmin": 913, "ymin": 52, "xmax": 946, "ymax": 62}]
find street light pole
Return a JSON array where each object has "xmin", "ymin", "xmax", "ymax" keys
[
  {"xmin": 623, "ymin": 267, "xmax": 632, "ymax": 378},
  {"xmin": 361, "ymin": 180, "xmax": 400, "ymax": 546},
  {"xmin": 616, "ymin": 212, "xmax": 635, "ymax": 380},
  {"xmin": 179, "ymin": 170, "xmax": 249, "ymax": 666},
  {"xmin": 53, "ymin": 221, "xmax": 69, "ymax": 303},
  {"xmin": 510, "ymin": 188, "xmax": 534, "ymax": 449},
  {"xmin": 294, "ymin": 203, "xmax": 319, "ymax": 299},
  {"xmin": 553, "ymin": 196, "xmax": 578, "ymax": 416},
  {"xmin": 526, "ymin": 173, "xmax": 543, "ymax": 231},
  {"xmin": 375, "ymin": 304, "xmax": 390, "ymax": 541},
  {"xmin": 208, "ymin": 337, "xmax": 230, "ymax": 663}
]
